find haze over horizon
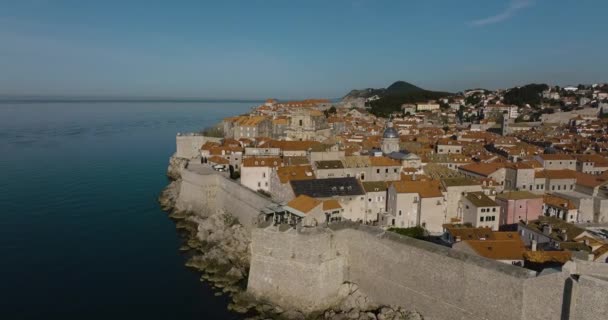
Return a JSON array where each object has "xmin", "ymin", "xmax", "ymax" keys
[{"xmin": 1, "ymin": 0, "xmax": 607, "ymax": 99}]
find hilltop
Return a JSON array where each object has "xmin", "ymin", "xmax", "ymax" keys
[{"xmin": 342, "ymin": 81, "xmax": 452, "ymax": 117}]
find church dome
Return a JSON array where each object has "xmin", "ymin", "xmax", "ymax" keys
[{"xmin": 383, "ymin": 122, "xmax": 398, "ymax": 138}]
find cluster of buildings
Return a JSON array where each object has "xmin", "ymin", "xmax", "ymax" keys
[{"xmin": 195, "ymin": 89, "xmax": 608, "ymax": 270}]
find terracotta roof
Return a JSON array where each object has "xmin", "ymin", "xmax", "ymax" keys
[
  {"xmin": 462, "ymin": 236, "xmax": 526, "ymax": 260},
  {"xmin": 391, "ymin": 180, "xmax": 443, "ymax": 198},
  {"xmin": 234, "ymin": 115, "xmax": 269, "ymax": 126},
  {"xmin": 267, "ymin": 140, "xmax": 322, "ymax": 151},
  {"xmin": 343, "ymin": 156, "xmax": 371, "ymax": 168},
  {"xmin": 574, "ymin": 154, "xmax": 608, "ymax": 164},
  {"xmin": 593, "ymin": 244, "xmax": 608, "ymax": 261},
  {"xmin": 496, "ymin": 191, "xmax": 542, "ymax": 200},
  {"xmin": 208, "ymin": 156, "xmax": 229, "ymax": 165},
  {"xmin": 442, "ymin": 177, "xmax": 481, "ymax": 187},
  {"xmin": 538, "ymin": 154, "xmax": 575, "ymax": 160},
  {"xmin": 315, "ymin": 160, "xmax": 344, "ymax": 169},
  {"xmin": 242, "ymin": 157, "xmax": 282, "ymax": 167},
  {"xmin": 465, "ymin": 192, "xmax": 498, "ymax": 207},
  {"xmin": 272, "ymin": 118, "xmax": 289, "ymax": 125},
  {"xmin": 534, "ymin": 169, "xmax": 577, "ymax": 179},
  {"xmin": 543, "ymin": 194, "xmax": 577, "ymax": 210},
  {"xmin": 286, "ymin": 195, "xmax": 321, "ymax": 214},
  {"xmin": 276, "ymin": 165, "xmax": 315, "ymax": 184},
  {"xmin": 322, "ymin": 200, "xmax": 342, "ymax": 211},
  {"xmin": 574, "ymin": 171, "xmax": 608, "ymax": 188},
  {"xmin": 459, "ymin": 163, "xmax": 505, "ymax": 176},
  {"xmin": 369, "ymin": 156, "xmax": 401, "ymax": 167},
  {"xmin": 444, "ymin": 226, "xmax": 494, "ymax": 241},
  {"xmin": 361, "ymin": 181, "xmax": 389, "ymax": 193},
  {"xmin": 523, "ymin": 251, "xmax": 571, "ymax": 264}
]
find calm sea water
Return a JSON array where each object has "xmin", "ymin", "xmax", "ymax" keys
[{"xmin": 0, "ymin": 102, "xmax": 254, "ymax": 319}]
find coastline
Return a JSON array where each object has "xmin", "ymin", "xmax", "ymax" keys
[{"xmin": 158, "ymin": 153, "xmax": 424, "ymax": 320}]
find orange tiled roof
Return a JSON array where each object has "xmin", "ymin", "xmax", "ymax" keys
[
  {"xmin": 459, "ymin": 163, "xmax": 505, "ymax": 176},
  {"xmin": 369, "ymin": 156, "xmax": 401, "ymax": 167},
  {"xmin": 391, "ymin": 179, "xmax": 442, "ymax": 198},
  {"xmin": 535, "ymin": 169, "xmax": 577, "ymax": 179},
  {"xmin": 574, "ymin": 171, "xmax": 608, "ymax": 188},
  {"xmin": 276, "ymin": 165, "xmax": 315, "ymax": 184},
  {"xmin": 538, "ymin": 154, "xmax": 575, "ymax": 161},
  {"xmin": 523, "ymin": 251, "xmax": 571, "ymax": 264},
  {"xmin": 462, "ymin": 236, "xmax": 526, "ymax": 260},
  {"xmin": 208, "ymin": 156, "xmax": 229, "ymax": 165},
  {"xmin": 287, "ymin": 195, "xmax": 321, "ymax": 214},
  {"xmin": 543, "ymin": 194, "xmax": 577, "ymax": 210},
  {"xmin": 322, "ymin": 199, "xmax": 342, "ymax": 211}
]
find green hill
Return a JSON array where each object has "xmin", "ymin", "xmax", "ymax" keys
[{"xmin": 342, "ymin": 81, "xmax": 451, "ymax": 117}]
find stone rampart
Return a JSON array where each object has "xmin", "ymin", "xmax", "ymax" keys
[
  {"xmin": 175, "ymin": 134, "xmax": 222, "ymax": 159},
  {"xmin": 248, "ymin": 221, "xmax": 608, "ymax": 320},
  {"xmin": 175, "ymin": 168, "xmax": 273, "ymax": 229}
]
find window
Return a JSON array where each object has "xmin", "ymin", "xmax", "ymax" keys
[
  {"xmin": 399, "ymin": 210, "xmax": 402, "ymax": 216},
  {"xmin": 257, "ymin": 182, "xmax": 261, "ymax": 187},
  {"xmin": 385, "ymin": 168, "xmax": 389, "ymax": 173},
  {"xmin": 394, "ymin": 168, "xmax": 398, "ymax": 173},
  {"xmin": 369, "ymin": 198, "xmax": 372, "ymax": 202},
  {"xmin": 552, "ymin": 185, "xmax": 555, "ymax": 191},
  {"xmin": 262, "ymin": 172, "xmax": 266, "ymax": 178},
  {"xmin": 480, "ymin": 217, "xmax": 484, "ymax": 222},
  {"xmin": 481, "ymin": 208, "xmax": 486, "ymax": 213},
  {"xmin": 465, "ymin": 205, "xmax": 469, "ymax": 209},
  {"xmin": 299, "ymin": 119, "xmax": 303, "ymax": 126},
  {"xmin": 492, "ymin": 208, "xmax": 496, "ymax": 212},
  {"xmin": 377, "ymin": 169, "xmax": 380, "ymax": 174},
  {"xmin": 570, "ymin": 185, "xmax": 574, "ymax": 190}
]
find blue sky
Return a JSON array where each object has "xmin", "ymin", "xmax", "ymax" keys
[{"xmin": 0, "ymin": 0, "xmax": 606, "ymax": 99}]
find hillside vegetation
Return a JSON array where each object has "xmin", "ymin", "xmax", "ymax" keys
[{"xmin": 343, "ymin": 81, "xmax": 451, "ymax": 117}]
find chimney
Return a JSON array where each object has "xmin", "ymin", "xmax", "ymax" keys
[
  {"xmin": 531, "ymin": 239, "xmax": 537, "ymax": 251},
  {"xmin": 561, "ymin": 229, "xmax": 567, "ymax": 241},
  {"xmin": 542, "ymin": 224, "xmax": 552, "ymax": 236}
]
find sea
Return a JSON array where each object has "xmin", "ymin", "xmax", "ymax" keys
[{"xmin": 0, "ymin": 101, "xmax": 256, "ymax": 319}]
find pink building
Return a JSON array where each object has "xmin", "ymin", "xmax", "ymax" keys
[{"xmin": 495, "ymin": 191, "xmax": 543, "ymax": 226}]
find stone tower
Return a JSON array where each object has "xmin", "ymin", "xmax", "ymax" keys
[
  {"xmin": 501, "ymin": 112, "xmax": 509, "ymax": 136},
  {"xmin": 381, "ymin": 121, "xmax": 400, "ymax": 154}
]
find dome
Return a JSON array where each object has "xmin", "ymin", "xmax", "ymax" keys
[{"xmin": 383, "ymin": 121, "xmax": 399, "ymax": 138}]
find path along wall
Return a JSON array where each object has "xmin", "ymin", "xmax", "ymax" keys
[{"xmin": 248, "ymin": 222, "xmax": 608, "ymax": 320}]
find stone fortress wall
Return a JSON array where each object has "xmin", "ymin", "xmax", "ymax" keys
[
  {"xmin": 248, "ymin": 222, "xmax": 608, "ymax": 320},
  {"xmin": 176, "ymin": 168, "xmax": 272, "ymax": 229},
  {"xmin": 175, "ymin": 134, "xmax": 222, "ymax": 159},
  {"xmin": 170, "ymin": 133, "xmax": 608, "ymax": 320}
]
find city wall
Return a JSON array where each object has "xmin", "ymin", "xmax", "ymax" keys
[
  {"xmin": 175, "ymin": 168, "xmax": 272, "ymax": 229},
  {"xmin": 248, "ymin": 222, "xmax": 608, "ymax": 320},
  {"xmin": 169, "ymin": 149, "xmax": 608, "ymax": 320},
  {"xmin": 175, "ymin": 134, "xmax": 222, "ymax": 159}
]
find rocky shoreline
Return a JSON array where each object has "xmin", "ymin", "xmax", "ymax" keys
[{"xmin": 158, "ymin": 154, "xmax": 423, "ymax": 320}]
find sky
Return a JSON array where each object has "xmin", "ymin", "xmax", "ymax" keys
[{"xmin": 0, "ymin": 0, "xmax": 607, "ymax": 99}]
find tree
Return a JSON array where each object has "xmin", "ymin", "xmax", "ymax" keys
[
  {"xmin": 387, "ymin": 226, "xmax": 426, "ymax": 239},
  {"xmin": 323, "ymin": 106, "xmax": 337, "ymax": 118}
]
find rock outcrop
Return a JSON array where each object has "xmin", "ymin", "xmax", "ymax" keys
[{"xmin": 167, "ymin": 154, "xmax": 189, "ymax": 180}]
